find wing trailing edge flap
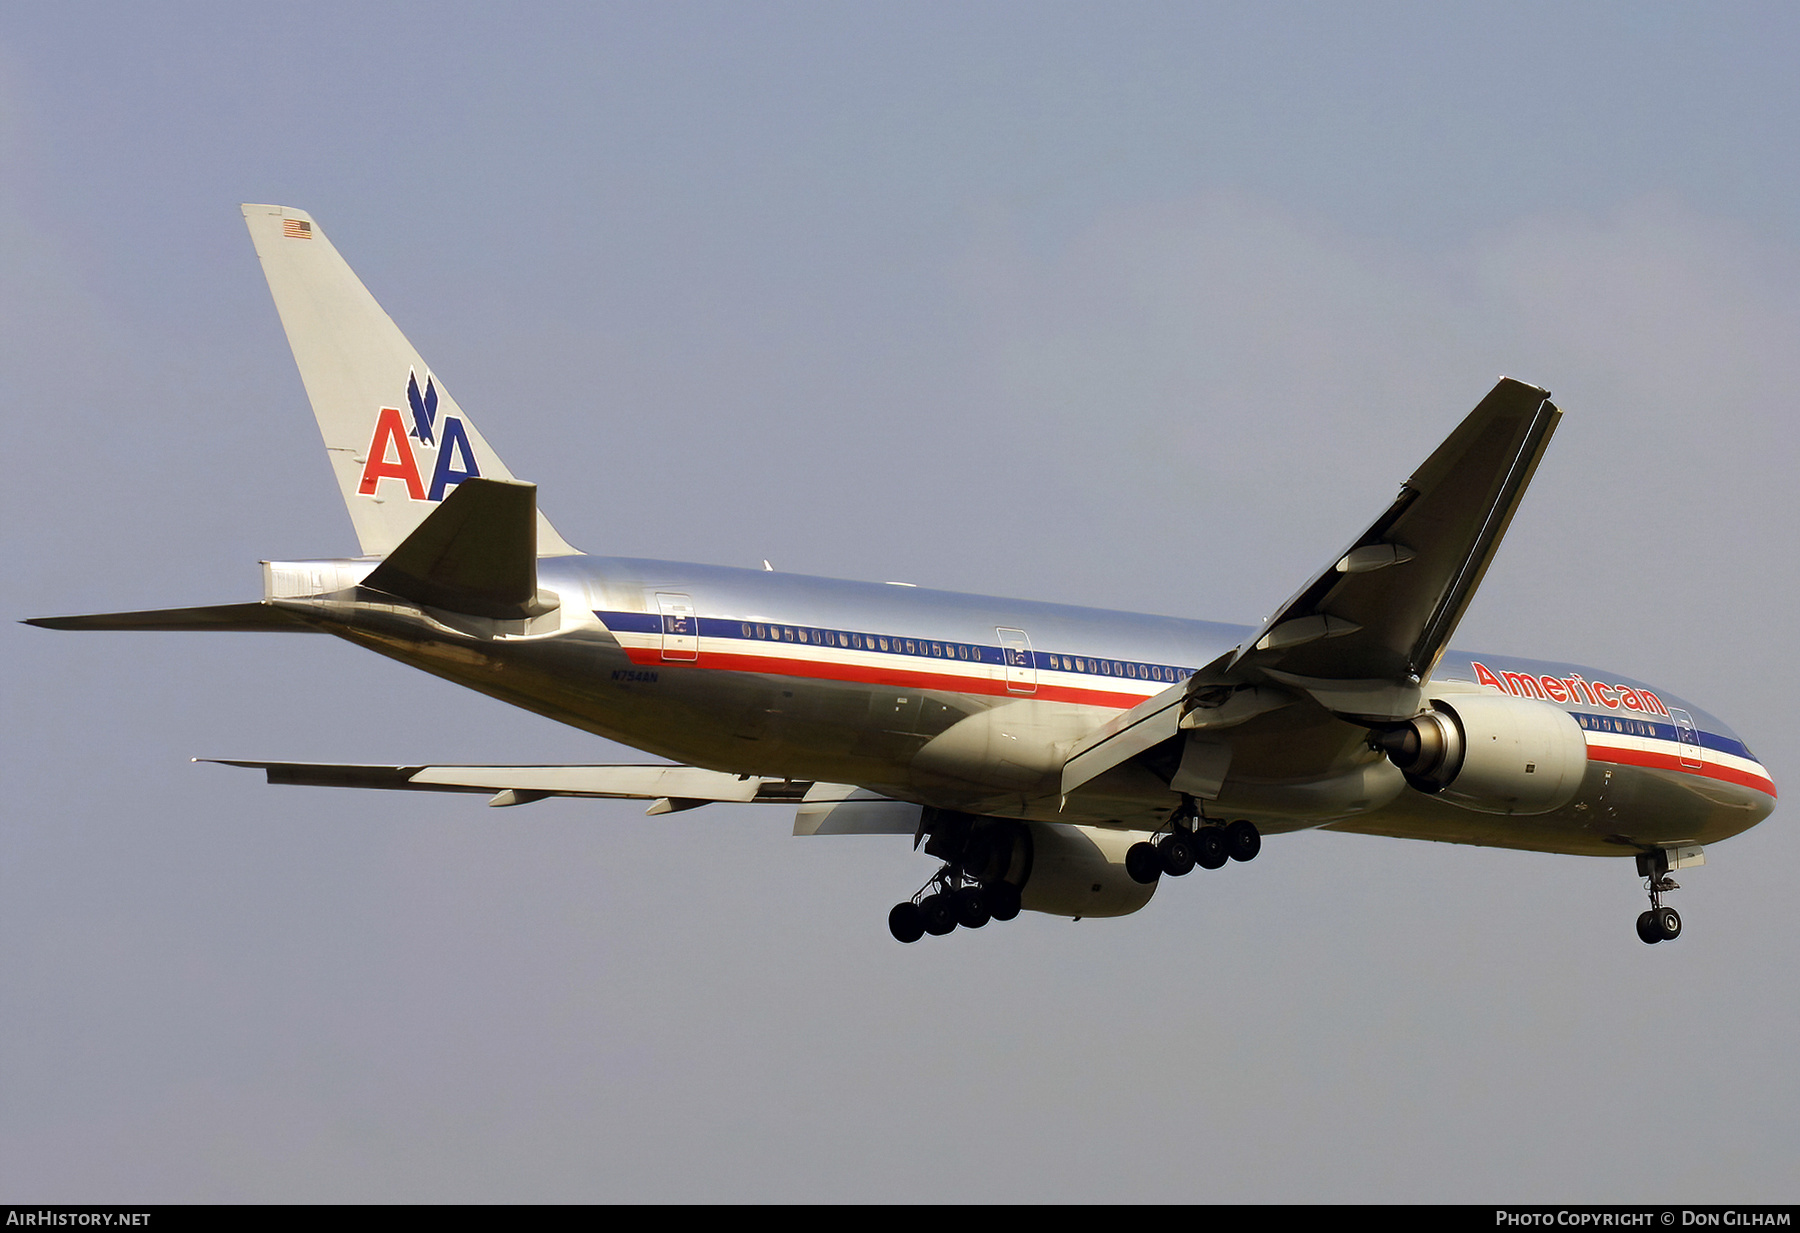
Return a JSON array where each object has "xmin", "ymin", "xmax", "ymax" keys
[
  {"xmin": 359, "ymin": 477, "xmax": 556, "ymax": 620},
  {"xmin": 1057, "ymin": 667, "xmax": 1293, "ymax": 799},
  {"xmin": 202, "ymin": 759, "xmax": 907, "ymax": 825},
  {"xmin": 1059, "ymin": 377, "xmax": 1561, "ymax": 800},
  {"xmin": 793, "ymin": 784, "xmax": 923, "ymax": 836}
]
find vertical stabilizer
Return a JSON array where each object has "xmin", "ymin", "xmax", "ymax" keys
[{"xmin": 241, "ymin": 204, "xmax": 579, "ymax": 558}]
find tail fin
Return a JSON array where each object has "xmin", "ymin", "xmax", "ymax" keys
[{"xmin": 240, "ymin": 204, "xmax": 579, "ymax": 558}]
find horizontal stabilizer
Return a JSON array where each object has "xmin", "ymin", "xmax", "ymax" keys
[
  {"xmin": 360, "ymin": 477, "xmax": 552, "ymax": 619},
  {"xmin": 25, "ymin": 602, "xmax": 322, "ymax": 633},
  {"xmin": 204, "ymin": 759, "xmax": 816, "ymax": 813}
]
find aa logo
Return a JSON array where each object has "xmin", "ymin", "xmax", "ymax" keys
[{"xmin": 357, "ymin": 371, "xmax": 481, "ymax": 501}]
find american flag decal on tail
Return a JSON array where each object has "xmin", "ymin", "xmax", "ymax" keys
[{"xmin": 282, "ymin": 219, "xmax": 312, "ymax": 239}]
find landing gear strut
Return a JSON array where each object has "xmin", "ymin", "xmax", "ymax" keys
[
  {"xmin": 1126, "ymin": 797, "xmax": 1261, "ymax": 885},
  {"xmin": 1634, "ymin": 850, "xmax": 1682, "ymax": 944}
]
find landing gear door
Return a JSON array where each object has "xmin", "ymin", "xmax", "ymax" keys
[
  {"xmin": 656, "ymin": 592, "xmax": 699, "ymax": 662},
  {"xmin": 997, "ymin": 627, "xmax": 1036, "ymax": 694}
]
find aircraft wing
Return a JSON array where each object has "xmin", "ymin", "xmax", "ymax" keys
[
  {"xmin": 207, "ymin": 759, "xmax": 922, "ymax": 835},
  {"xmin": 1062, "ymin": 378, "xmax": 1560, "ymax": 798},
  {"xmin": 1230, "ymin": 377, "xmax": 1560, "ymax": 700},
  {"xmin": 206, "ymin": 759, "xmax": 818, "ymax": 812}
]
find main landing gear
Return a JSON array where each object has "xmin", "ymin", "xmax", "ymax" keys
[
  {"xmin": 1126, "ymin": 798, "xmax": 1261, "ymax": 885},
  {"xmin": 889, "ymin": 812, "xmax": 1028, "ymax": 943},
  {"xmin": 1633, "ymin": 849, "xmax": 1683, "ymax": 944},
  {"xmin": 888, "ymin": 866, "xmax": 1023, "ymax": 943}
]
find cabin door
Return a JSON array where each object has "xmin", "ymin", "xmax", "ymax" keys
[
  {"xmin": 656, "ymin": 592, "xmax": 698, "ymax": 662},
  {"xmin": 1671, "ymin": 708, "xmax": 1704, "ymax": 770},
  {"xmin": 996, "ymin": 627, "xmax": 1037, "ymax": 694}
]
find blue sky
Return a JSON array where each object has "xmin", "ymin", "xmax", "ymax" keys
[{"xmin": 3, "ymin": 3, "xmax": 1796, "ymax": 1201}]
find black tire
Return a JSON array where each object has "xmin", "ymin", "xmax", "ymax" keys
[
  {"xmin": 1159, "ymin": 833, "xmax": 1196, "ymax": 877},
  {"xmin": 987, "ymin": 881, "xmax": 1022, "ymax": 921},
  {"xmin": 955, "ymin": 885, "xmax": 991, "ymax": 929},
  {"xmin": 889, "ymin": 902, "xmax": 925, "ymax": 943},
  {"xmin": 1195, "ymin": 827, "xmax": 1228, "ymax": 870},
  {"xmin": 920, "ymin": 892, "xmax": 958, "ymax": 935},
  {"xmin": 1636, "ymin": 910, "xmax": 1661, "ymax": 945},
  {"xmin": 1126, "ymin": 841, "xmax": 1162, "ymax": 884},
  {"xmin": 1226, "ymin": 819, "xmax": 1261, "ymax": 862},
  {"xmin": 1654, "ymin": 906, "xmax": 1682, "ymax": 941}
]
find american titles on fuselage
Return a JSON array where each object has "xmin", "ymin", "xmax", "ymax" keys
[{"xmin": 1471, "ymin": 660, "xmax": 1665, "ymax": 716}]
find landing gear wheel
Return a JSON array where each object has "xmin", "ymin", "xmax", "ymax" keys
[
  {"xmin": 889, "ymin": 902, "xmax": 925, "ymax": 943},
  {"xmin": 920, "ymin": 892, "xmax": 958, "ymax": 935},
  {"xmin": 987, "ymin": 881, "xmax": 1022, "ymax": 921},
  {"xmin": 1194, "ymin": 827, "xmax": 1228, "ymax": 870},
  {"xmin": 1635, "ymin": 851, "xmax": 1687, "ymax": 946},
  {"xmin": 1126, "ymin": 841, "xmax": 1162, "ymax": 885},
  {"xmin": 955, "ymin": 885, "xmax": 991, "ymax": 929},
  {"xmin": 1158, "ymin": 833, "xmax": 1196, "ymax": 877},
  {"xmin": 1226, "ymin": 820, "xmax": 1261, "ymax": 862}
]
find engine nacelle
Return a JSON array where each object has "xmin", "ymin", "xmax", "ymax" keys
[
  {"xmin": 1018, "ymin": 822, "xmax": 1158, "ymax": 918},
  {"xmin": 926, "ymin": 814, "xmax": 1158, "ymax": 919},
  {"xmin": 1375, "ymin": 693, "xmax": 1587, "ymax": 816}
]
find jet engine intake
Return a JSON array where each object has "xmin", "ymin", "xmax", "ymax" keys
[{"xmin": 1374, "ymin": 693, "xmax": 1587, "ymax": 816}]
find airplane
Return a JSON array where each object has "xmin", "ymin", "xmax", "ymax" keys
[{"xmin": 27, "ymin": 204, "xmax": 1778, "ymax": 947}]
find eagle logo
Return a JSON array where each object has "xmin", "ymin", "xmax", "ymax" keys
[{"xmin": 407, "ymin": 370, "xmax": 439, "ymax": 446}]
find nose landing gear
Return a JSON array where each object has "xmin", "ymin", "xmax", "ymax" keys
[{"xmin": 1634, "ymin": 849, "xmax": 1684, "ymax": 944}]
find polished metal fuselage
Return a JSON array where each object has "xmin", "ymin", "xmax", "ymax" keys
[{"xmin": 276, "ymin": 554, "xmax": 1777, "ymax": 859}]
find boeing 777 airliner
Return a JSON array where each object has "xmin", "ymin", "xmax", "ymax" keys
[{"xmin": 29, "ymin": 205, "xmax": 1778, "ymax": 945}]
